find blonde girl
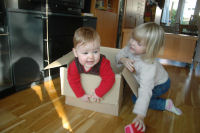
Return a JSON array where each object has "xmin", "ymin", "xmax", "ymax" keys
[{"xmin": 116, "ymin": 22, "xmax": 182, "ymax": 132}]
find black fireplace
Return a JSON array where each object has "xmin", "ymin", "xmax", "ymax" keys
[
  {"xmin": 18, "ymin": 0, "xmax": 85, "ymax": 15},
  {"xmin": 0, "ymin": 0, "xmax": 96, "ymax": 98}
]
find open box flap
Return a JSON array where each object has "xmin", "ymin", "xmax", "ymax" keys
[
  {"xmin": 122, "ymin": 68, "xmax": 139, "ymax": 96},
  {"xmin": 44, "ymin": 51, "xmax": 74, "ymax": 70},
  {"xmin": 44, "ymin": 46, "xmax": 122, "ymax": 72}
]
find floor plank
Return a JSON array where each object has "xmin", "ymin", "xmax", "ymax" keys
[{"xmin": 0, "ymin": 64, "xmax": 200, "ymax": 133}]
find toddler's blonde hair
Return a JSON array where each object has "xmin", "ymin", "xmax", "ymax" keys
[
  {"xmin": 73, "ymin": 27, "xmax": 100, "ymax": 48},
  {"xmin": 132, "ymin": 22, "xmax": 164, "ymax": 61}
]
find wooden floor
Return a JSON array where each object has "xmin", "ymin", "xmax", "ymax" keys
[{"xmin": 0, "ymin": 64, "xmax": 200, "ymax": 133}]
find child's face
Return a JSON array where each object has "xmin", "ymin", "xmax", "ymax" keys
[
  {"xmin": 73, "ymin": 42, "xmax": 100, "ymax": 71},
  {"xmin": 129, "ymin": 38, "xmax": 146, "ymax": 55}
]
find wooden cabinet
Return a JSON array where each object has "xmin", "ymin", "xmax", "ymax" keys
[
  {"xmin": 158, "ymin": 33, "xmax": 198, "ymax": 63},
  {"xmin": 121, "ymin": 0, "xmax": 145, "ymax": 48},
  {"xmin": 122, "ymin": 0, "xmax": 146, "ymax": 28},
  {"xmin": 121, "ymin": 28, "xmax": 132, "ymax": 48},
  {"xmin": 121, "ymin": 29, "xmax": 198, "ymax": 64},
  {"xmin": 90, "ymin": 0, "xmax": 120, "ymax": 48}
]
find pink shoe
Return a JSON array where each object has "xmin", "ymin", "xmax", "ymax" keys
[{"xmin": 124, "ymin": 123, "xmax": 144, "ymax": 133}]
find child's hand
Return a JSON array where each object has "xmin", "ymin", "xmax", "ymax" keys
[
  {"xmin": 132, "ymin": 115, "xmax": 145, "ymax": 132},
  {"xmin": 120, "ymin": 57, "xmax": 135, "ymax": 72},
  {"xmin": 91, "ymin": 93, "xmax": 102, "ymax": 103},
  {"xmin": 80, "ymin": 94, "xmax": 91, "ymax": 102}
]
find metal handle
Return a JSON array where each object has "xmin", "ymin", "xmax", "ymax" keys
[
  {"xmin": 34, "ymin": 15, "xmax": 47, "ymax": 19},
  {"xmin": 0, "ymin": 27, "xmax": 5, "ymax": 33}
]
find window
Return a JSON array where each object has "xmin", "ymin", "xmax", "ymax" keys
[
  {"xmin": 161, "ymin": 0, "xmax": 198, "ymax": 25},
  {"xmin": 182, "ymin": 0, "xmax": 197, "ymax": 24},
  {"xmin": 161, "ymin": 0, "xmax": 179, "ymax": 25}
]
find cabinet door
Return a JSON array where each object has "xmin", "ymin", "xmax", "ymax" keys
[
  {"xmin": 96, "ymin": 9, "xmax": 118, "ymax": 48},
  {"xmin": 45, "ymin": 15, "xmax": 82, "ymax": 76},
  {"xmin": 47, "ymin": 15, "xmax": 97, "ymax": 64},
  {"xmin": 47, "ymin": 15, "xmax": 83, "ymax": 62},
  {"xmin": 7, "ymin": 10, "xmax": 44, "ymax": 89},
  {"xmin": 0, "ymin": 34, "xmax": 13, "ymax": 93},
  {"xmin": 123, "ymin": 0, "xmax": 145, "ymax": 28},
  {"xmin": 158, "ymin": 34, "xmax": 198, "ymax": 63}
]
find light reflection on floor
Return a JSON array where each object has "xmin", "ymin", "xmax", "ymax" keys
[
  {"xmin": 157, "ymin": 58, "xmax": 189, "ymax": 67},
  {"xmin": 194, "ymin": 62, "xmax": 200, "ymax": 76},
  {"xmin": 31, "ymin": 76, "xmax": 72, "ymax": 132},
  {"xmin": 44, "ymin": 78, "xmax": 72, "ymax": 132},
  {"xmin": 157, "ymin": 58, "xmax": 200, "ymax": 77}
]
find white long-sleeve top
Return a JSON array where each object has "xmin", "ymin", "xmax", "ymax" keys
[{"xmin": 116, "ymin": 45, "xmax": 168, "ymax": 116}]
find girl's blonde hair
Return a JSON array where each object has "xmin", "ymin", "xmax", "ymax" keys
[
  {"xmin": 73, "ymin": 27, "xmax": 100, "ymax": 48},
  {"xmin": 132, "ymin": 22, "xmax": 165, "ymax": 61}
]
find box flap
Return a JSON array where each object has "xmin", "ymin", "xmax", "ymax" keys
[
  {"xmin": 44, "ymin": 51, "xmax": 74, "ymax": 70},
  {"xmin": 44, "ymin": 46, "xmax": 122, "ymax": 71},
  {"xmin": 122, "ymin": 68, "xmax": 139, "ymax": 96},
  {"xmin": 100, "ymin": 47, "xmax": 123, "ymax": 74}
]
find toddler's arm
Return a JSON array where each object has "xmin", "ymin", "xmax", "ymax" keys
[
  {"xmin": 95, "ymin": 57, "xmax": 115, "ymax": 98},
  {"xmin": 67, "ymin": 61, "xmax": 86, "ymax": 98}
]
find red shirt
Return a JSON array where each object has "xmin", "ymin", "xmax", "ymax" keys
[{"xmin": 67, "ymin": 56, "xmax": 115, "ymax": 98}]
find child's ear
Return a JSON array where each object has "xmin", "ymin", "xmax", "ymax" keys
[{"xmin": 73, "ymin": 48, "xmax": 78, "ymax": 57}]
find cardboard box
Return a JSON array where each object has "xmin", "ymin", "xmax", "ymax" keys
[{"xmin": 45, "ymin": 47, "xmax": 139, "ymax": 116}]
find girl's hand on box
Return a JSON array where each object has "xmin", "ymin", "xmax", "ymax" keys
[
  {"xmin": 132, "ymin": 114, "xmax": 145, "ymax": 132},
  {"xmin": 80, "ymin": 94, "xmax": 91, "ymax": 102},
  {"xmin": 120, "ymin": 57, "xmax": 135, "ymax": 72}
]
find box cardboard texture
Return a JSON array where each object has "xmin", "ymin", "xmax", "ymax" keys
[{"xmin": 45, "ymin": 47, "xmax": 139, "ymax": 116}]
